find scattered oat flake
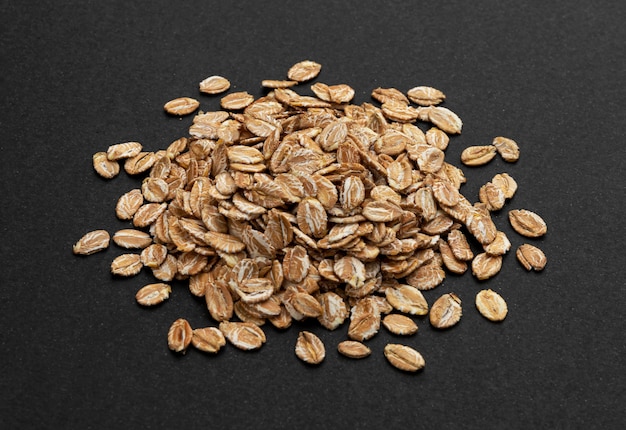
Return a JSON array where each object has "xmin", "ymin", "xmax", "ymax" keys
[
  {"xmin": 199, "ymin": 75, "xmax": 231, "ymax": 94},
  {"xmin": 73, "ymin": 230, "xmax": 110, "ymax": 255},
  {"xmin": 164, "ymin": 97, "xmax": 200, "ymax": 116},
  {"xmin": 287, "ymin": 60, "xmax": 322, "ymax": 82},
  {"xmin": 475, "ymin": 289, "xmax": 508, "ymax": 321}
]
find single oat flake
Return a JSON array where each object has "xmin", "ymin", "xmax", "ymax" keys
[
  {"xmin": 384, "ymin": 344, "xmax": 425, "ymax": 372},
  {"xmin": 475, "ymin": 289, "xmax": 508, "ymax": 322},
  {"xmin": 295, "ymin": 331, "xmax": 326, "ymax": 364}
]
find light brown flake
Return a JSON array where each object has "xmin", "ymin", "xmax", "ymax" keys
[
  {"xmin": 219, "ymin": 321, "xmax": 266, "ymax": 350},
  {"xmin": 509, "ymin": 209, "xmax": 547, "ymax": 237},
  {"xmin": 140, "ymin": 243, "xmax": 168, "ymax": 268},
  {"xmin": 132, "ymin": 202, "xmax": 167, "ymax": 228},
  {"xmin": 384, "ymin": 344, "xmax": 425, "ymax": 372},
  {"xmin": 461, "ymin": 145, "xmax": 497, "ymax": 166},
  {"xmin": 106, "ymin": 142, "xmax": 142, "ymax": 161},
  {"xmin": 191, "ymin": 327, "xmax": 226, "ymax": 353},
  {"xmin": 337, "ymin": 340, "xmax": 371, "ymax": 359},
  {"xmin": 516, "ymin": 244, "xmax": 547, "ymax": 271},
  {"xmin": 471, "ymin": 253, "xmax": 503, "ymax": 280},
  {"xmin": 493, "ymin": 136, "xmax": 520, "ymax": 162},
  {"xmin": 110, "ymin": 253, "xmax": 142, "ymax": 277},
  {"xmin": 220, "ymin": 92, "xmax": 255, "ymax": 110},
  {"xmin": 348, "ymin": 298, "xmax": 381, "ymax": 341},
  {"xmin": 167, "ymin": 318, "xmax": 193, "ymax": 353},
  {"xmin": 287, "ymin": 60, "xmax": 322, "ymax": 82},
  {"xmin": 295, "ymin": 331, "xmax": 325, "ymax": 365},
  {"xmin": 261, "ymin": 79, "xmax": 298, "ymax": 88},
  {"xmin": 112, "ymin": 229, "xmax": 152, "ymax": 249},
  {"xmin": 199, "ymin": 75, "xmax": 231, "ymax": 94},
  {"xmin": 164, "ymin": 97, "xmax": 200, "ymax": 116},
  {"xmin": 484, "ymin": 231, "xmax": 511, "ymax": 256},
  {"xmin": 475, "ymin": 289, "xmax": 508, "ymax": 321},
  {"xmin": 491, "ymin": 173, "xmax": 518, "ymax": 199},
  {"xmin": 93, "ymin": 152, "xmax": 120, "ymax": 179},
  {"xmin": 135, "ymin": 283, "xmax": 171, "ymax": 306},
  {"xmin": 426, "ymin": 106, "xmax": 463, "ymax": 134},
  {"xmin": 124, "ymin": 152, "xmax": 157, "ymax": 175},
  {"xmin": 407, "ymin": 86, "xmax": 445, "ymax": 106},
  {"xmin": 317, "ymin": 292, "xmax": 349, "ymax": 330},
  {"xmin": 429, "ymin": 293, "xmax": 462, "ymax": 329},
  {"xmin": 385, "ymin": 285, "xmax": 429, "ymax": 316},
  {"xmin": 115, "ymin": 189, "xmax": 144, "ymax": 220},
  {"xmin": 205, "ymin": 281, "xmax": 234, "ymax": 322},
  {"xmin": 73, "ymin": 230, "xmax": 110, "ymax": 255},
  {"xmin": 382, "ymin": 314, "xmax": 418, "ymax": 335}
]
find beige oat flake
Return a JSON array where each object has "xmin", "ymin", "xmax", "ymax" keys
[
  {"xmin": 287, "ymin": 60, "xmax": 322, "ymax": 82},
  {"xmin": 509, "ymin": 209, "xmax": 547, "ymax": 237},
  {"xmin": 167, "ymin": 318, "xmax": 193, "ymax": 353},
  {"xmin": 516, "ymin": 244, "xmax": 547, "ymax": 271},
  {"xmin": 164, "ymin": 97, "xmax": 200, "ymax": 116},
  {"xmin": 384, "ymin": 344, "xmax": 425, "ymax": 372},
  {"xmin": 337, "ymin": 340, "xmax": 371, "ymax": 359},
  {"xmin": 135, "ymin": 283, "xmax": 171, "ymax": 306},
  {"xmin": 73, "ymin": 230, "xmax": 110, "ymax": 255},
  {"xmin": 199, "ymin": 75, "xmax": 231, "ymax": 94},
  {"xmin": 429, "ymin": 293, "xmax": 462, "ymax": 329},
  {"xmin": 295, "ymin": 331, "xmax": 325, "ymax": 364},
  {"xmin": 475, "ymin": 289, "xmax": 508, "ymax": 321}
]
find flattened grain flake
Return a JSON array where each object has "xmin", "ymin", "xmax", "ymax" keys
[
  {"xmin": 73, "ymin": 230, "xmax": 110, "ymax": 255},
  {"xmin": 509, "ymin": 209, "xmax": 547, "ymax": 238},
  {"xmin": 219, "ymin": 321, "xmax": 266, "ymax": 350},
  {"xmin": 337, "ymin": 341, "xmax": 371, "ymax": 359},
  {"xmin": 199, "ymin": 76, "xmax": 231, "ymax": 94},
  {"xmin": 295, "ymin": 331, "xmax": 325, "ymax": 364},
  {"xmin": 516, "ymin": 244, "xmax": 547, "ymax": 271},
  {"xmin": 287, "ymin": 60, "xmax": 322, "ymax": 82},
  {"xmin": 110, "ymin": 253, "xmax": 142, "ymax": 277},
  {"xmin": 475, "ymin": 289, "xmax": 508, "ymax": 321},
  {"xmin": 167, "ymin": 318, "xmax": 193, "ymax": 353},
  {"xmin": 382, "ymin": 314, "xmax": 418, "ymax": 335},
  {"xmin": 135, "ymin": 283, "xmax": 171, "ymax": 306},
  {"xmin": 429, "ymin": 293, "xmax": 462, "ymax": 329},
  {"xmin": 164, "ymin": 97, "xmax": 200, "ymax": 116},
  {"xmin": 107, "ymin": 142, "xmax": 142, "ymax": 161},
  {"xmin": 191, "ymin": 327, "xmax": 226, "ymax": 353},
  {"xmin": 384, "ymin": 344, "xmax": 425, "ymax": 372},
  {"xmin": 93, "ymin": 152, "xmax": 120, "ymax": 179}
]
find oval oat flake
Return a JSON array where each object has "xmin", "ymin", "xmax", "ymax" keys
[
  {"xmin": 287, "ymin": 60, "xmax": 322, "ymax": 82},
  {"xmin": 191, "ymin": 327, "xmax": 226, "ymax": 353},
  {"xmin": 219, "ymin": 321, "xmax": 266, "ymax": 350},
  {"xmin": 295, "ymin": 331, "xmax": 326, "ymax": 365},
  {"xmin": 135, "ymin": 283, "xmax": 171, "ymax": 306},
  {"xmin": 164, "ymin": 97, "xmax": 200, "ymax": 116},
  {"xmin": 73, "ymin": 230, "xmax": 110, "ymax": 255},
  {"xmin": 516, "ymin": 244, "xmax": 547, "ymax": 271},
  {"xmin": 199, "ymin": 75, "xmax": 231, "ymax": 94},
  {"xmin": 167, "ymin": 318, "xmax": 193, "ymax": 353},
  {"xmin": 110, "ymin": 253, "xmax": 142, "ymax": 277},
  {"xmin": 337, "ymin": 340, "xmax": 371, "ymax": 359},
  {"xmin": 475, "ymin": 289, "xmax": 508, "ymax": 322},
  {"xmin": 429, "ymin": 293, "xmax": 462, "ymax": 329},
  {"xmin": 509, "ymin": 209, "xmax": 547, "ymax": 238},
  {"xmin": 384, "ymin": 344, "xmax": 425, "ymax": 372}
]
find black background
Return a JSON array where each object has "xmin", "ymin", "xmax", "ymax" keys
[{"xmin": 1, "ymin": 1, "xmax": 625, "ymax": 429}]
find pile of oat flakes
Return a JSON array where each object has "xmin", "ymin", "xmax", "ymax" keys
[{"xmin": 74, "ymin": 60, "xmax": 548, "ymax": 372}]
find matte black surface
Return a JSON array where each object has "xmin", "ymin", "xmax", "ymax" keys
[{"xmin": 1, "ymin": 1, "xmax": 624, "ymax": 428}]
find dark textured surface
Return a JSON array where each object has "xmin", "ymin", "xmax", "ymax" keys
[{"xmin": 1, "ymin": 1, "xmax": 624, "ymax": 428}]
